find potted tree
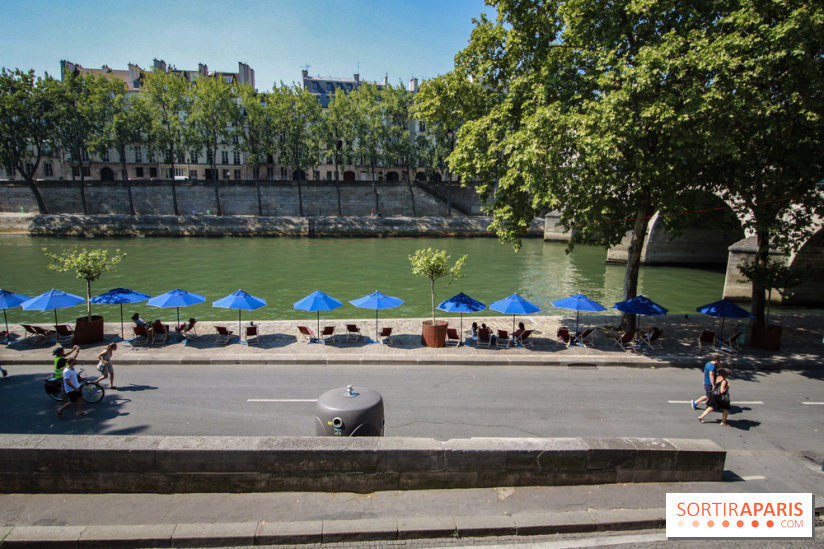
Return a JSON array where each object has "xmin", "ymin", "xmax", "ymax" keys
[
  {"xmin": 410, "ymin": 248, "xmax": 467, "ymax": 347},
  {"xmin": 43, "ymin": 246, "xmax": 126, "ymax": 344},
  {"xmin": 738, "ymin": 258, "xmax": 803, "ymax": 351}
]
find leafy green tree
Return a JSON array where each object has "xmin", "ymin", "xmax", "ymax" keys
[
  {"xmin": 409, "ymin": 248, "xmax": 467, "ymax": 323},
  {"xmin": 738, "ymin": 258, "xmax": 804, "ymax": 327},
  {"xmin": 350, "ymin": 83, "xmax": 387, "ymax": 213},
  {"xmin": 435, "ymin": 1, "xmax": 716, "ymax": 330},
  {"xmin": 43, "ymin": 247, "xmax": 126, "ymax": 320},
  {"xmin": 187, "ymin": 75, "xmax": 241, "ymax": 216},
  {"xmin": 137, "ymin": 68, "xmax": 191, "ymax": 216},
  {"xmin": 95, "ymin": 83, "xmax": 150, "ymax": 215},
  {"xmin": 691, "ymin": 1, "xmax": 824, "ymax": 327},
  {"xmin": 237, "ymin": 84, "xmax": 272, "ymax": 216},
  {"xmin": 0, "ymin": 68, "xmax": 58, "ymax": 214},
  {"xmin": 318, "ymin": 89, "xmax": 357, "ymax": 215},
  {"xmin": 381, "ymin": 83, "xmax": 418, "ymax": 216}
]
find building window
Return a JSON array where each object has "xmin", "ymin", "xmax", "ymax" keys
[
  {"xmin": 149, "ymin": 167, "xmax": 158, "ymax": 178},
  {"xmin": 267, "ymin": 166, "xmax": 274, "ymax": 180},
  {"xmin": 234, "ymin": 169, "xmax": 241, "ymax": 180},
  {"xmin": 326, "ymin": 171, "xmax": 332, "ymax": 180},
  {"xmin": 44, "ymin": 162, "xmax": 53, "ymax": 177},
  {"xmin": 221, "ymin": 151, "xmax": 229, "ymax": 164},
  {"xmin": 82, "ymin": 167, "xmax": 90, "ymax": 177},
  {"xmin": 313, "ymin": 170, "xmax": 319, "ymax": 180},
  {"xmin": 223, "ymin": 169, "xmax": 231, "ymax": 179},
  {"xmin": 102, "ymin": 150, "xmax": 110, "ymax": 162},
  {"xmin": 281, "ymin": 167, "xmax": 287, "ymax": 179},
  {"xmin": 326, "ymin": 82, "xmax": 333, "ymax": 91},
  {"xmin": 232, "ymin": 135, "xmax": 239, "ymax": 145},
  {"xmin": 347, "ymin": 84, "xmax": 352, "ymax": 91},
  {"xmin": 191, "ymin": 151, "xmax": 199, "ymax": 164},
  {"xmin": 134, "ymin": 147, "xmax": 143, "ymax": 163},
  {"xmin": 81, "ymin": 150, "xmax": 89, "ymax": 162},
  {"xmin": 233, "ymin": 151, "xmax": 241, "ymax": 165},
  {"xmin": 312, "ymin": 82, "xmax": 318, "ymax": 91},
  {"xmin": 175, "ymin": 168, "xmax": 184, "ymax": 177},
  {"xmin": 71, "ymin": 166, "xmax": 79, "ymax": 177},
  {"xmin": 206, "ymin": 150, "xmax": 213, "ymax": 165},
  {"xmin": 135, "ymin": 167, "xmax": 144, "ymax": 178},
  {"xmin": 25, "ymin": 162, "xmax": 35, "ymax": 174},
  {"xmin": 418, "ymin": 122, "xmax": 426, "ymax": 132}
]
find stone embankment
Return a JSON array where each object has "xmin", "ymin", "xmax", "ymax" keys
[{"xmin": 0, "ymin": 213, "xmax": 543, "ymax": 238}]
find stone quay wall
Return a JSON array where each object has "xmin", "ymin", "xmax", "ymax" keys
[
  {"xmin": 0, "ymin": 435, "xmax": 725, "ymax": 494},
  {"xmin": 0, "ymin": 179, "xmax": 486, "ymax": 218}
]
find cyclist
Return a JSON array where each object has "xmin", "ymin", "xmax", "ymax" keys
[{"xmin": 53, "ymin": 345, "xmax": 80, "ymax": 402}]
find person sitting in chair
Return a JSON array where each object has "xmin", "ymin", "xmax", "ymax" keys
[
  {"xmin": 512, "ymin": 322, "xmax": 526, "ymax": 343},
  {"xmin": 132, "ymin": 312, "xmax": 154, "ymax": 339}
]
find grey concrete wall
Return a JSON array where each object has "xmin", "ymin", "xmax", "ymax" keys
[
  {"xmin": 0, "ymin": 180, "xmax": 483, "ymax": 218},
  {"xmin": 0, "ymin": 435, "xmax": 725, "ymax": 494}
]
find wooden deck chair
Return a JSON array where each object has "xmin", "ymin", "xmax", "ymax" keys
[
  {"xmin": 215, "ymin": 325, "xmax": 234, "ymax": 345},
  {"xmin": 517, "ymin": 329, "xmax": 535, "ymax": 348},
  {"xmin": 556, "ymin": 327, "xmax": 571, "ymax": 347},
  {"xmin": 33, "ymin": 325, "xmax": 56, "ymax": 345},
  {"xmin": 21, "ymin": 324, "xmax": 45, "ymax": 344},
  {"xmin": 179, "ymin": 319, "xmax": 198, "ymax": 339},
  {"xmin": 477, "ymin": 327, "xmax": 492, "ymax": 348},
  {"xmin": 698, "ymin": 330, "xmax": 717, "ymax": 349},
  {"xmin": 54, "ymin": 324, "xmax": 74, "ymax": 344},
  {"xmin": 345, "ymin": 324, "xmax": 361, "ymax": 341},
  {"xmin": 497, "ymin": 329, "xmax": 511, "ymax": 348},
  {"xmin": 721, "ymin": 331, "xmax": 742, "ymax": 351},
  {"xmin": 297, "ymin": 325, "xmax": 315, "ymax": 342},
  {"xmin": 245, "ymin": 325, "xmax": 260, "ymax": 345},
  {"xmin": 151, "ymin": 321, "xmax": 168, "ymax": 345},
  {"xmin": 379, "ymin": 327, "xmax": 393, "ymax": 345},
  {"xmin": 132, "ymin": 324, "xmax": 149, "ymax": 346},
  {"xmin": 446, "ymin": 327, "xmax": 461, "ymax": 347},
  {"xmin": 321, "ymin": 326, "xmax": 335, "ymax": 344},
  {"xmin": 576, "ymin": 328, "xmax": 595, "ymax": 347},
  {"xmin": 612, "ymin": 331, "xmax": 636, "ymax": 349},
  {"xmin": 643, "ymin": 328, "xmax": 664, "ymax": 349}
]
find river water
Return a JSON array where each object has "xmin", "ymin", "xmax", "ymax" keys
[{"xmin": 0, "ymin": 235, "xmax": 727, "ymax": 325}]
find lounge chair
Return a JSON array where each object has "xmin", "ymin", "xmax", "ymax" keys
[
  {"xmin": 446, "ymin": 327, "xmax": 461, "ymax": 347},
  {"xmin": 245, "ymin": 325, "xmax": 260, "ymax": 345},
  {"xmin": 612, "ymin": 331, "xmax": 636, "ymax": 349},
  {"xmin": 151, "ymin": 321, "xmax": 169, "ymax": 345},
  {"xmin": 321, "ymin": 326, "xmax": 335, "ymax": 344},
  {"xmin": 721, "ymin": 331, "xmax": 742, "ymax": 351},
  {"xmin": 132, "ymin": 324, "xmax": 149, "ymax": 346},
  {"xmin": 577, "ymin": 328, "xmax": 596, "ymax": 347},
  {"xmin": 54, "ymin": 324, "xmax": 74, "ymax": 344},
  {"xmin": 215, "ymin": 325, "xmax": 234, "ymax": 345},
  {"xmin": 477, "ymin": 328, "xmax": 492, "ymax": 348},
  {"xmin": 642, "ymin": 328, "xmax": 664, "ymax": 349},
  {"xmin": 556, "ymin": 327, "xmax": 571, "ymax": 347},
  {"xmin": 297, "ymin": 325, "xmax": 316, "ymax": 342},
  {"xmin": 21, "ymin": 324, "xmax": 45, "ymax": 345},
  {"xmin": 497, "ymin": 329, "xmax": 511, "ymax": 348},
  {"xmin": 345, "ymin": 324, "xmax": 361, "ymax": 341},
  {"xmin": 179, "ymin": 319, "xmax": 198, "ymax": 339},
  {"xmin": 516, "ymin": 329, "xmax": 535, "ymax": 349},
  {"xmin": 698, "ymin": 330, "xmax": 717, "ymax": 349},
  {"xmin": 379, "ymin": 327, "xmax": 393, "ymax": 345},
  {"xmin": 33, "ymin": 325, "xmax": 57, "ymax": 345}
]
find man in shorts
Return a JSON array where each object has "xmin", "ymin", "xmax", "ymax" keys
[
  {"xmin": 53, "ymin": 345, "xmax": 80, "ymax": 402},
  {"xmin": 56, "ymin": 358, "xmax": 87, "ymax": 418},
  {"xmin": 691, "ymin": 355, "xmax": 719, "ymax": 410}
]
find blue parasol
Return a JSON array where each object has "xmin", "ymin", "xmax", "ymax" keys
[
  {"xmin": 612, "ymin": 295, "xmax": 668, "ymax": 333},
  {"xmin": 437, "ymin": 292, "xmax": 486, "ymax": 337},
  {"xmin": 696, "ymin": 298, "xmax": 753, "ymax": 341},
  {"xmin": 489, "ymin": 293, "xmax": 541, "ymax": 333},
  {"xmin": 213, "ymin": 289, "xmax": 267, "ymax": 338},
  {"xmin": 551, "ymin": 293, "xmax": 606, "ymax": 332},
  {"xmin": 91, "ymin": 287, "xmax": 151, "ymax": 340},
  {"xmin": 21, "ymin": 289, "xmax": 85, "ymax": 326},
  {"xmin": 147, "ymin": 289, "xmax": 206, "ymax": 327},
  {"xmin": 349, "ymin": 291, "xmax": 404, "ymax": 343},
  {"xmin": 0, "ymin": 289, "xmax": 31, "ymax": 341},
  {"xmin": 293, "ymin": 290, "xmax": 343, "ymax": 337}
]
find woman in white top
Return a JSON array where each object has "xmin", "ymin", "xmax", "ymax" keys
[{"xmin": 94, "ymin": 342, "xmax": 118, "ymax": 389}]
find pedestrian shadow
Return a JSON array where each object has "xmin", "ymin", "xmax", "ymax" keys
[
  {"xmin": 726, "ymin": 418, "xmax": 760, "ymax": 431},
  {"xmin": 111, "ymin": 384, "xmax": 157, "ymax": 392}
]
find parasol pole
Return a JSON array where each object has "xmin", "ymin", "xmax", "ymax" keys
[
  {"xmin": 239, "ymin": 309, "xmax": 242, "ymax": 339},
  {"xmin": 3, "ymin": 309, "xmax": 8, "ymax": 338},
  {"xmin": 120, "ymin": 303, "xmax": 125, "ymax": 340},
  {"xmin": 375, "ymin": 309, "xmax": 379, "ymax": 343}
]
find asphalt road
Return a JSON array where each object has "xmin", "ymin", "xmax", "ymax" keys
[{"xmin": 2, "ymin": 362, "xmax": 822, "ymax": 494}]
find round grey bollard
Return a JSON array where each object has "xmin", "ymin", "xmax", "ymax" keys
[{"xmin": 315, "ymin": 385, "xmax": 384, "ymax": 436}]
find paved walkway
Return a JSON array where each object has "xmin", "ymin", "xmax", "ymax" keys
[{"xmin": 2, "ymin": 313, "xmax": 823, "ymax": 369}]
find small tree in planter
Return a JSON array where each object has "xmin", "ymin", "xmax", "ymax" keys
[
  {"xmin": 43, "ymin": 246, "xmax": 126, "ymax": 344},
  {"xmin": 410, "ymin": 248, "xmax": 466, "ymax": 347}
]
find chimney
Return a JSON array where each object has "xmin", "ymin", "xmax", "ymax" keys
[
  {"xmin": 383, "ymin": 73, "xmax": 388, "ymax": 86},
  {"xmin": 408, "ymin": 77, "xmax": 419, "ymax": 92}
]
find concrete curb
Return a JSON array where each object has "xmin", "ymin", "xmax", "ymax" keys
[{"xmin": 0, "ymin": 509, "xmax": 668, "ymax": 548}]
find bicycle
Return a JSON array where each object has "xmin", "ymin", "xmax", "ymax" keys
[{"xmin": 44, "ymin": 366, "xmax": 105, "ymax": 404}]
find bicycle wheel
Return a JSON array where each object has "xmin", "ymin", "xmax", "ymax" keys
[
  {"xmin": 46, "ymin": 389, "xmax": 62, "ymax": 402},
  {"xmin": 81, "ymin": 381, "xmax": 104, "ymax": 403}
]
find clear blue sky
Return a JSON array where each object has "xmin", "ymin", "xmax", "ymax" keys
[{"xmin": 1, "ymin": 0, "xmax": 490, "ymax": 89}]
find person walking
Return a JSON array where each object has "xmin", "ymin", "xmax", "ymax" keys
[
  {"xmin": 691, "ymin": 355, "xmax": 720, "ymax": 410},
  {"xmin": 53, "ymin": 345, "xmax": 80, "ymax": 402},
  {"xmin": 56, "ymin": 358, "xmax": 87, "ymax": 418},
  {"xmin": 698, "ymin": 367, "xmax": 731, "ymax": 426},
  {"xmin": 94, "ymin": 342, "xmax": 118, "ymax": 389}
]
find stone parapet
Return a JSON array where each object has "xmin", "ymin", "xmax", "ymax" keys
[{"xmin": 0, "ymin": 435, "xmax": 725, "ymax": 494}]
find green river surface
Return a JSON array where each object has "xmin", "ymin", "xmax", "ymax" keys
[{"xmin": 1, "ymin": 235, "xmax": 729, "ymax": 325}]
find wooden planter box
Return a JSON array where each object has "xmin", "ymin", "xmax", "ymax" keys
[
  {"xmin": 421, "ymin": 320, "xmax": 448, "ymax": 348},
  {"xmin": 750, "ymin": 324, "xmax": 782, "ymax": 351},
  {"xmin": 73, "ymin": 315, "xmax": 105, "ymax": 345}
]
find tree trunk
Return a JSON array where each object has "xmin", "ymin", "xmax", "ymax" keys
[
  {"xmin": 78, "ymin": 158, "xmax": 88, "ymax": 215},
  {"xmin": 170, "ymin": 153, "xmax": 179, "ymax": 216},
  {"xmin": 334, "ymin": 160, "xmax": 342, "ymax": 216},
  {"xmin": 297, "ymin": 179, "xmax": 304, "ymax": 217},
  {"xmin": 22, "ymin": 176, "xmax": 48, "ymax": 214},
  {"xmin": 121, "ymin": 151, "xmax": 136, "ymax": 215},
  {"xmin": 619, "ymin": 204, "xmax": 654, "ymax": 332},
  {"xmin": 446, "ymin": 172, "xmax": 452, "ymax": 217},
  {"xmin": 407, "ymin": 168, "xmax": 417, "ymax": 217},
  {"xmin": 253, "ymin": 165, "xmax": 263, "ymax": 216},
  {"xmin": 214, "ymin": 180, "xmax": 222, "ymax": 216},
  {"xmin": 750, "ymin": 229, "xmax": 770, "ymax": 328}
]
